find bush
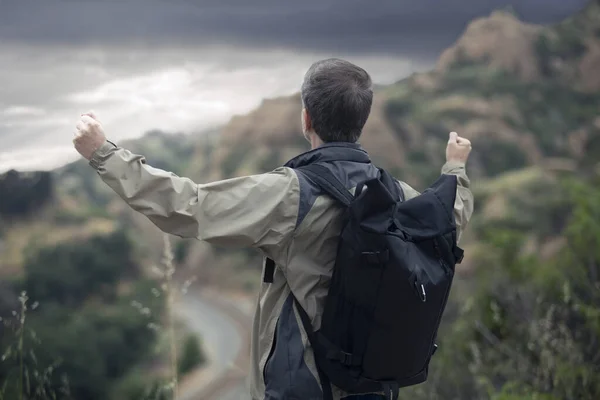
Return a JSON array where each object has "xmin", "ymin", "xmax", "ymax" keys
[
  {"xmin": 177, "ymin": 334, "xmax": 206, "ymax": 376},
  {"xmin": 473, "ymin": 139, "xmax": 529, "ymax": 177},
  {"xmin": 112, "ymin": 372, "xmax": 172, "ymax": 400},
  {"xmin": 0, "ymin": 171, "xmax": 53, "ymax": 218},
  {"xmin": 23, "ymin": 230, "xmax": 135, "ymax": 307},
  {"xmin": 53, "ymin": 209, "xmax": 87, "ymax": 226}
]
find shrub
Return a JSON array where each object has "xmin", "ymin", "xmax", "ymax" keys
[
  {"xmin": 23, "ymin": 230, "xmax": 135, "ymax": 307},
  {"xmin": 177, "ymin": 334, "xmax": 206, "ymax": 376}
]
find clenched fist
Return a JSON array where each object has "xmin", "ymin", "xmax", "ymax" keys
[
  {"xmin": 73, "ymin": 111, "xmax": 106, "ymax": 160},
  {"xmin": 446, "ymin": 131, "xmax": 472, "ymax": 164}
]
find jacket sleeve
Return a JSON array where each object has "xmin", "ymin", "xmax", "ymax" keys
[
  {"xmin": 398, "ymin": 161, "xmax": 474, "ymax": 243},
  {"xmin": 89, "ymin": 141, "xmax": 300, "ymax": 249}
]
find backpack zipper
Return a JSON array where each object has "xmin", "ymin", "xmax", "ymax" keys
[{"xmin": 414, "ymin": 279, "xmax": 427, "ymax": 302}]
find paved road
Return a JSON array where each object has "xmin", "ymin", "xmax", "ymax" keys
[
  {"xmin": 218, "ymin": 383, "xmax": 253, "ymax": 400},
  {"xmin": 176, "ymin": 288, "xmax": 254, "ymax": 400}
]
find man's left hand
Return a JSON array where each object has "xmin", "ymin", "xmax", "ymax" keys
[{"xmin": 73, "ymin": 111, "xmax": 107, "ymax": 160}]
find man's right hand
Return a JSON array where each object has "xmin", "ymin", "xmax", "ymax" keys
[{"xmin": 446, "ymin": 131, "xmax": 472, "ymax": 164}]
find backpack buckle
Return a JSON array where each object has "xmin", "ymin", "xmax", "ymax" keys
[{"xmin": 328, "ymin": 349, "xmax": 360, "ymax": 367}]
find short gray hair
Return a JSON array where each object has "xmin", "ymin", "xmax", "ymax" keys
[{"xmin": 301, "ymin": 58, "xmax": 373, "ymax": 143}]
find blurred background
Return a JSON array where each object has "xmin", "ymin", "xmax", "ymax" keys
[{"xmin": 1, "ymin": 0, "xmax": 599, "ymax": 399}]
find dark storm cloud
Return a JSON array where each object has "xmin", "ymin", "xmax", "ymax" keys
[{"xmin": 0, "ymin": 0, "xmax": 590, "ymax": 59}]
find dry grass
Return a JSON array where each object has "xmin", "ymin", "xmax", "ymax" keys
[
  {"xmin": 0, "ymin": 292, "xmax": 71, "ymax": 400},
  {"xmin": 161, "ymin": 234, "xmax": 179, "ymax": 400}
]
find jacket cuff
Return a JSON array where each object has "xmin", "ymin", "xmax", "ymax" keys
[
  {"xmin": 442, "ymin": 160, "xmax": 466, "ymax": 174},
  {"xmin": 89, "ymin": 140, "xmax": 118, "ymax": 170}
]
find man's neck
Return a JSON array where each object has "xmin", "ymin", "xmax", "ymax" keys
[{"xmin": 310, "ymin": 134, "xmax": 324, "ymax": 150}]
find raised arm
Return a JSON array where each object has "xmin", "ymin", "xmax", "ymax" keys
[
  {"xmin": 398, "ymin": 132, "xmax": 474, "ymax": 242},
  {"xmin": 73, "ymin": 113, "xmax": 300, "ymax": 250}
]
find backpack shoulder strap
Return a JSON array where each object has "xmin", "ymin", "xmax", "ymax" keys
[{"xmin": 296, "ymin": 164, "xmax": 354, "ymax": 207}]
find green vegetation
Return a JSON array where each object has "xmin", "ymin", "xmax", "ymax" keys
[
  {"xmin": 23, "ymin": 230, "xmax": 136, "ymax": 306},
  {"xmin": 0, "ymin": 171, "xmax": 53, "ymax": 218},
  {"xmin": 177, "ymin": 334, "xmax": 205, "ymax": 376},
  {"xmin": 472, "ymin": 139, "xmax": 528, "ymax": 177},
  {"xmin": 221, "ymin": 144, "xmax": 249, "ymax": 178},
  {"xmin": 174, "ymin": 239, "xmax": 191, "ymax": 264},
  {"xmin": 125, "ymin": 130, "xmax": 195, "ymax": 176},
  {"xmin": 536, "ymin": 8, "xmax": 590, "ymax": 78},
  {"xmin": 0, "ymin": 231, "xmax": 167, "ymax": 400},
  {"xmin": 258, "ymin": 151, "xmax": 283, "ymax": 173}
]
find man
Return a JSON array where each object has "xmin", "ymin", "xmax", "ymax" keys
[{"xmin": 73, "ymin": 58, "xmax": 473, "ymax": 400}]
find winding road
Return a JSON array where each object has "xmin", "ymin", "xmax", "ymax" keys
[{"xmin": 175, "ymin": 287, "xmax": 254, "ymax": 400}]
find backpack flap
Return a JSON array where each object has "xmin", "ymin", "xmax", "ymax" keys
[{"xmin": 394, "ymin": 174, "xmax": 458, "ymax": 241}]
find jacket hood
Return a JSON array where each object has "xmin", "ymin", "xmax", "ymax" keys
[{"xmin": 284, "ymin": 142, "xmax": 371, "ymax": 169}]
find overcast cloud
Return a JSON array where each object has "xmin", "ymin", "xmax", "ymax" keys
[{"xmin": 0, "ymin": 0, "xmax": 589, "ymax": 172}]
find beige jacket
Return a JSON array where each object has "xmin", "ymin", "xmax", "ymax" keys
[{"xmin": 90, "ymin": 140, "xmax": 473, "ymax": 400}]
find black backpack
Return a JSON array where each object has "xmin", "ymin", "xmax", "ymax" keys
[{"xmin": 285, "ymin": 163, "xmax": 464, "ymax": 400}]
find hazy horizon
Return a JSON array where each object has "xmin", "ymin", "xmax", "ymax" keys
[{"xmin": 0, "ymin": 0, "xmax": 589, "ymax": 172}]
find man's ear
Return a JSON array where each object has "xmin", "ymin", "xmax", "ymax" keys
[{"xmin": 302, "ymin": 108, "xmax": 312, "ymax": 132}]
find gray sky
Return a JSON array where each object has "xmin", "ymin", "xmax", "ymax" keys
[{"xmin": 0, "ymin": 0, "xmax": 589, "ymax": 172}]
